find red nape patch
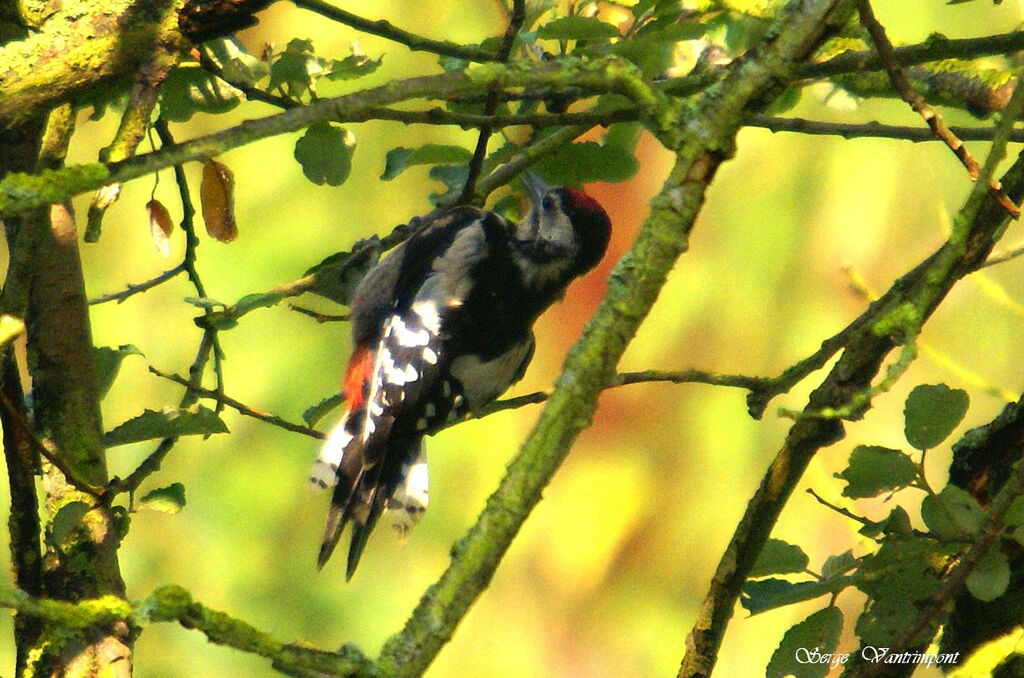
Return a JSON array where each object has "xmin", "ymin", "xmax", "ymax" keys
[
  {"xmin": 563, "ymin": 188, "xmax": 609, "ymax": 219},
  {"xmin": 343, "ymin": 343, "xmax": 373, "ymax": 410}
]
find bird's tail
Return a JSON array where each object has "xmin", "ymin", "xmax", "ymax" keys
[{"xmin": 316, "ymin": 424, "xmax": 428, "ymax": 579}]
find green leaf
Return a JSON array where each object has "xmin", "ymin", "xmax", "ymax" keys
[
  {"xmin": 821, "ymin": 550, "xmax": 856, "ymax": 578},
  {"xmin": 904, "ymin": 383, "xmax": 969, "ymax": 450},
  {"xmin": 52, "ymin": 501, "xmax": 90, "ymax": 544},
  {"xmin": 740, "ymin": 576, "xmax": 853, "ymax": 616},
  {"xmin": 202, "ymin": 37, "xmax": 268, "ymax": 87},
  {"xmin": 921, "ymin": 485, "xmax": 984, "ymax": 540},
  {"xmin": 104, "ymin": 405, "xmax": 229, "ymax": 448},
  {"xmin": 93, "ymin": 344, "xmax": 143, "ymax": 400},
  {"xmin": 324, "ymin": 52, "xmax": 383, "ymax": 81},
  {"xmin": 966, "ymin": 546, "xmax": 1010, "ymax": 601},
  {"xmin": 856, "ymin": 537, "xmax": 949, "ymax": 600},
  {"xmin": 836, "ymin": 445, "xmax": 917, "ymax": 498},
  {"xmin": 631, "ymin": 0, "xmax": 660, "ymax": 17},
  {"xmin": 304, "ymin": 241, "xmax": 381, "ymax": 305},
  {"xmin": 428, "ymin": 164, "xmax": 470, "ymax": 205},
  {"xmin": 611, "ymin": 37, "xmax": 673, "ymax": 78},
  {"xmin": 750, "ymin": 539, "xmax": 809, "ymax": 578},
  {"xmin": 0, "ymin": 314, "xmax": 25, "ymax": 347},
  {"xmin": 859, "ymin": 506, "xmax": 913, "ymax": 538},
  {"xmin": 635, "ymin": 15, "xmax": 706, "ymax": 42},
  {"xmin": 137, "ymin": 482, "xmax": 187, "ymax": 515},
  {"xmin": 767, "ymin": 607, "xmax": 845, "ymax": 678},
  {"xmin": 159, "ymin": 64, "xmax": 240, "ymax": 122},
  {"xmin": 1004, "ymin": 495, "xmax": 1024, "ymax": 528},
  {"xmin": 854, "ymin": 537, "xmax": 957, "ymax": 647},
  {"xmin": 381, "ymin": 145, "xmax": 474, "ymax": 181},
  {"xmin": 536, "ymin": 16, "xmax": 619, "ymax": 41},
  {"xmin": 303, "ymin": 392, "xmax": 344, "ymax": 428},
  {"xmin": 766, "ymin": 85, "xmax": 802, "ymax": 115},
  {"xmin": 532, "ymin": 129, "xmax": 640, "ymax": 185},
  {"xmin": 294, "ymin": 121, "xmax": 356, "ymax": 186},
  {"xmin": 268, "ymin": 38, "xmax": 324, "ymax": 98}
]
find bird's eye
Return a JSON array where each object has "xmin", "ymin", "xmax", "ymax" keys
[{"xmin": 541, "ymin": 195, "xmax": 555, "ymax": 211}]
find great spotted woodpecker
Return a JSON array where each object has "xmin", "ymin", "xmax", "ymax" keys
[{"xmin": 309, "ymin": 171, "xmax": 611, "ymax": 579}]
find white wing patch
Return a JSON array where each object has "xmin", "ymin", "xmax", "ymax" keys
[
  {"xmin": 412, "ymin": 300, "xmax": 443, "ymax": 336},
  {"xmin": 387, "ymin": 446, "xmax": 429, "ymax": 538},
  {"xmin": 309, "ymin": 411, "xmax": 352, "ymax": 491},
  {"xmin": 392, "ymin": 316, "xmax": 431, "ymax": 347}
]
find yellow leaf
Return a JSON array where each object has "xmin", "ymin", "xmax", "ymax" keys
[
  {"xmin": 146, "ymin": 199, "xmax": 174, "ymax": 258},
  {"xmin": 200, "ymin": 159, "xmax": 237, "ymax": 242}
]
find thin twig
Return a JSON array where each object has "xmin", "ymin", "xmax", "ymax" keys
[
  {"xmin": 748, "ymin": 114, "xmax": 1024, "ymax": 143},
  {"xmin": 107, "ymin": 121, "xmax": 225, "ymax": 499},
  {"xmin": 288, "ymin": 304, "xmax": 349, "ymax": 323},
  {"xmin": 457, "ymin": 0, "xmax": 526, "ymax": 204},
  {"xmin": 154, "ymin": 119, "xmax": 227, "ymax": 410},
  {"xmin": 858, "ymin": 0, "xmax": 1020, "ymax": 219},
  {"xmin": 476, "ymin": 368, "xmax": 770, "ymax": 418},
  {"xmin": 109, "ymin": 333, "xmax": 215, "ymax": 498},
  {"xmin": 0, "ymin": 389, "xmax": 103, "ymax": 498},
  {"xmin": 198, "ymin": 51, "xmax": 298, "ymax": 110},
  {"xmin": 980, "ymin": 239, "xmax": 1024, "ymax": 268},
  {"xmin": 89, "ymin": 264, "xmax": 185, "ymax": 305},
  {"xmin": 290, "ymin": 0, "xmax": 498, "ymax": 62},
  {"xmin": 806, "ymin": 488, "xmax": 873, "ymax": 526},
  {"xmin": 148, "ymin": 367, "xmax": 324, "ymax": 439}
]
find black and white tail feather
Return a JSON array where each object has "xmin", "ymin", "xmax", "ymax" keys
[{"xmin": 309, "ymin": 171, "xmax": 611, "ymax": 579}]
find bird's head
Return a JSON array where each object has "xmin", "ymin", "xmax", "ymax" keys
[{"xmin": 511, "ymin": 171, "xmax": 611, "ymax": 294}]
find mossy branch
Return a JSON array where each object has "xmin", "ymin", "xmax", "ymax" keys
[
  {"xmin": 0, "ymin": 59, "xmax": 648, "ymax": 217},
  {"xmin": 0, "ymin": 0, "xmax": 187, "ymax": 126},
  {"xmin": 6, "ymin": 22, "xmax": 1023, "ymax": 219},
  {"xmin": 0, "ymin": 585, "xmax": 376, "ymax": 677}
]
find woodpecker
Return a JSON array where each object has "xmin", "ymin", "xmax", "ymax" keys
[{"xmin": 309, "ymin": 171, "xmax": 611, "ymax": 579}]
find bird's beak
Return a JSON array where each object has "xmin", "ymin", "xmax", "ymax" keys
[{"xmin": 520, "ymin": 170, "xmax": 550, "ymax": 208}]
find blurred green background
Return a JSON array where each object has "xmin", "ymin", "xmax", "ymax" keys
[{"xmin": 4, "ymin": 1, "xmax": 1024, "ymax": 676}]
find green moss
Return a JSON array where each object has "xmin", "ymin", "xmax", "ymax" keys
[
  {"xmin": 0, "ymin": 163, "xmax": 108, "ymax": 215},
  {"xmin": 146, "ymin": 584, "xmax": 193, "ymax": 621},
  {"xmin": 872, "ymin": 302, "xmax": 922, "ymax": 338}
]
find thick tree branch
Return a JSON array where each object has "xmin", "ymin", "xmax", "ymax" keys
[
  {"xmin": 0, "ymin": 60, "xmax": 649, "ymax": 217},
  {"xmin": 0, "ymin": 584, "xmax": 375, "ymax": 677},
  {"xmin": 0, "ymin": 0, "xmax": 187, "ymax": 127},
  {"xmin": 804, "ymin": 29, "xmax": 1024, "ymax": 80},
  {"xmin": 16, "ymin": 105, "xmax": 132, "ymax": 676},
  {"xmin": 0, "ymin": 351, "xmax": 43, "ymax": 671}
]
